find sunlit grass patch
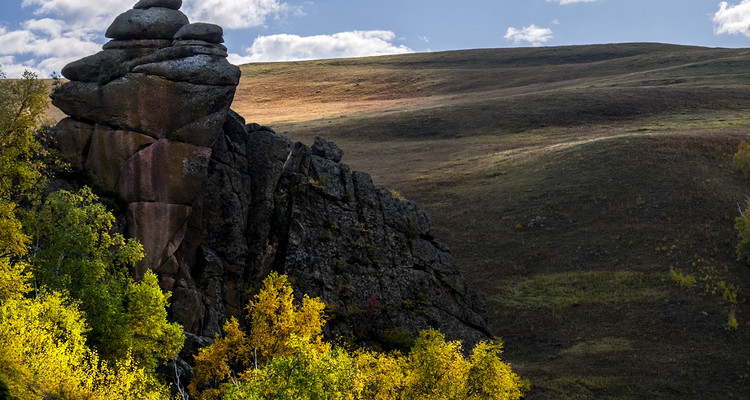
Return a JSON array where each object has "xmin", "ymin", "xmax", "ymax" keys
[
  {"xmin": 494, "ymin": 270, "xmax": 664, "ymax": 309},
  {"xmin": 559, "ymin": 337, "xmax": 633, "ymax": 357}
]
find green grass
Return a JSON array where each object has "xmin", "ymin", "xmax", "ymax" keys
[
  {"xmin": 494, "ymin": 270, "xmax": 663, "ymax": 309},
  {"xmin": 228, "ymin": 44, "xmax": 750, "ymax": 400}
]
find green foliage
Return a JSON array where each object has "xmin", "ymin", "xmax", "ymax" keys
[
  {"xmin": 190, "ymin": 272, "xmax": 523, "ymax": 400},
  {"xmin": 0, "ymin": 68, "xmax": 50, "ymax": 296},
  {"xmin": 0, "ymin": 70, "xmax": 49, "ymax": 202},
  {"xmin": 29, "ymin": 187, "xmax": 183, "ymax": 366},
  {"xmin": 666, "ymin": 266, "xmax": 696, "ymax": 288},
  {"xmin": 125, "ymin": 270, "xmax": 185, "ymax": 370},
  {"xmin": 735, "ymin": 206, "xmax": 750, "ymax": 265},
  {"xmin": 733, "ymin": 137, "xmax": 750, "ymax": 178}
]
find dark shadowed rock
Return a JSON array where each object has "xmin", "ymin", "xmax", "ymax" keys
[
  {"xmin": 174, "ymin": 23, "xmax": 224, "ymax": 43},
  {"xmin": 52, "ymin": 75, "xmax": 235, "ymax": 147},
  {"xmin": 105, "ymin": 8, "xmax": 189, "ymax": 40},
  {"xmin": 126, "ymin": 201, "xmax": 192, "ymax": 277},
  {"xmin": 118, "ymin": 139, "xmax": 211, "ymax": 204},
  {"xmin": 134, "ymin": 0, "xmax": 182, "ymax": 10},
  {"xmin": 311, "ymin": 135, "xmax": 344, "ymax": 163},
  {"xmin": 61, "ymin": 50, "xmax": 132, "ymax": 82},
  {"xmin": 85, "ymin": 126, "xmax": 156, "ymax": 191},
  {"xmin": 132, "ymin": 54, "xmax": 240, "ymax": 85},
  {"xmin": 173, "ymin": 39, "xmax": 228, "ymax": 52},
  {"xmin": 268, "ymin": 141, "xmax": 492, "ymax": 346},
  {"xmin": 102, "ymin": 39, "xmax": 173, "ymax": 51},
  {"xmin": 52, "ymin": 118, "xmax": 94, "ymax": 170}
]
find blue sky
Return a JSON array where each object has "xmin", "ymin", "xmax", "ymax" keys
[{"xmin": 1, "ymin": 0, "xmax": 750, "ymax": 77}]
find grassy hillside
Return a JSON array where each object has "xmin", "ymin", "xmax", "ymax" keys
[{"xmin": 231, "ymin": 43, "xmax": 750, "ymax": 399}]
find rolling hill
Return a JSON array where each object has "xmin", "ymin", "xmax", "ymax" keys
[{"xmin": 229, "ymin": 43, "xmax": 750, "ymax": 399}]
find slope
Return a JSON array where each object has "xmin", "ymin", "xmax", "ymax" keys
[{"xmin": 230, "ymin": 43, "xmax": 750, "ymax": 400}]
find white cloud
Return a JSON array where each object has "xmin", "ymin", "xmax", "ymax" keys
[
  {"xmin": 714, "ymin": 1, "xmax": 750, "ymax": 37},
  {"xmin": 2, "ymin": 0, "xmax": 298, "ymax": 77},
  {"xmin": 21, "ymin": 0, "xmax": 129, "ymax": 29},
  {"xmin": 183, "ymin": 0, "xmax": 297, "ymax": 29},
  {"xmin": 504, "ymin": 25, "xmax": 553, "ymax": 46},
  {"xmin": 228, "ymin": 31, "xmax": 413, "ymax": 64},
  {"xmin": 546, "ymin": 0, "xmax": 598, "ymax": 4}
]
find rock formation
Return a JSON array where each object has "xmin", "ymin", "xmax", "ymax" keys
[{"xmin": 51, "ymin": 0, "xmax": 491, "ymax": 355}]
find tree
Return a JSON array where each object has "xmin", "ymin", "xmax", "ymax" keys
[
  {"xmin": 29, "ymin": 187, "xmax": 184, "ymax": 367},
  {"xmin": 0, "ymin": 67, "xmax": 49, "ymax": 302},
  {"xmin": 402, "ymin": 329, "xmax": 470, "ymax": 400},
  {"xmin": 245, "ymin": 272, "xmax": 327, "ymax": 364},
  {"xmin": 0, "ymin": 69, "xmax": 49, "ymax": 202}
]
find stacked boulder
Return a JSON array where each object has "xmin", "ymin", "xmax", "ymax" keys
[{"xmin": 52, "ymin": 0, "xmax": 240, "ymax": 289}]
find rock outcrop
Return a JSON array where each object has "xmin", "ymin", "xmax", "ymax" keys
[{"xmin": 51, "ymin": 0, "xmax": 491, "ymax": 353}]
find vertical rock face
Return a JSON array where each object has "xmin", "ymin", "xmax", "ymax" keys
[{"xmin": 51, "ymin": 0, "xmax": 491, "ymax": 349}]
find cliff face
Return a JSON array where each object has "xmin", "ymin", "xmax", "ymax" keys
[{"xmin": 51, "ymin": 0, "xmax": 491, "ymax": 349}]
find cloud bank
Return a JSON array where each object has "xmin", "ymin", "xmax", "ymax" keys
[
  {"xmin": 714, "ymin": 1, "xmax": 750, "ymax": 37},
  {"xmin": 228, "ymin": 31, "xmax": 413, "ymax": 64},
  {"xmin": 182, "ymin": 0, "xmax": 299, "ymax": 30},
  {"xmin": 505, "ymin": 25, "xmax": 553, "ymax": 46}
]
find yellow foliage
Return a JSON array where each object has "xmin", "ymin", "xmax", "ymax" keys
[
  {"xmin": 0, "ymin": 291, "xmax": 169, "ymax": 399},
  {"xmin": 467, "ymin": 340, "xmax": 523, "ymax": 400},
  {"xmin": 403, "ymin": 329, "xmax": 470, "ymax": 400},
  {"xmin": 190, "ymin": 317, "xmax": 252, "ymax": 400},
  {"xmin": 190, "ymin": 272, "xmax": 524, "ymax": 400},
  {"xmin": 0, "ymin": 258, "xmax": 30, "ymax": 301},
  {"xmin": 245, "ymin": 271, "xmax": 327, "ymax": 363},
  {"xmin": 352, "ymin": 349, "xmax": 406, "ymax": 400}
]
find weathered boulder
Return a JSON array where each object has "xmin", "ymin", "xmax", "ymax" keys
[
  {"xmin": 118, "ymin": 139, "xmax": 211, "ymax": 204},
  {"xmin": 84, "ymin": 125, "xmax": 156, "ymax": 191},
  {"xmin": 134, "ymin": 0, "xmax": 182, "ymax": 10},
  {"xmin": 106, "ymin": 8, "xmax": 189, "ymax": 40},
  {"xmin": 132, "ymin": 54, "xmax": 240, "ymax": 86},
  {"xmin": 103, "ymin": 39, "xmax": 173, "ymax": 51},
  {"xmin": 174, "ymin": 23, "xmax": 224, "ymax": 43},
  {"xmin": 61, "ymin": 50, "xmax": 133, "ymax": 82},
  {"xmin": 53, "ymin": 118, "xmax": 94, "ymax": 170},
  {"xmin": 52, "ymin": 75, "xmax": 236, "ymax": 147},
  {"xmin": 126, "ymin": 201, "xmax": 192, "ymax": 278}
]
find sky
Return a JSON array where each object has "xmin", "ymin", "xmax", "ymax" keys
[{"xmin": 2, "ymin": 0, "xmax": 750, "ymax": 77}]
